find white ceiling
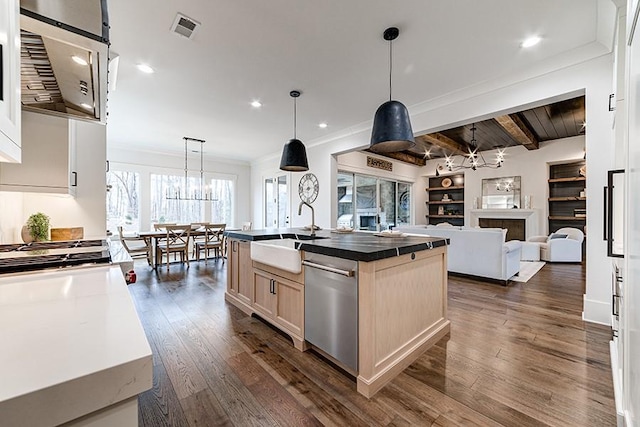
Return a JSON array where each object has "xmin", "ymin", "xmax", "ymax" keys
[{"xmin": 106, "ymin": 0, "xmax": 608, "ymax": 163}]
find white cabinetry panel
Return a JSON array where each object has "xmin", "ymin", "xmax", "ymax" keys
[
  {"xmin": 0, "ymin": 111, "xmax": 77, "ymax": 194},
  {"xmin": 0, "ymin": 0, "xmax": 21, "ymax": 162}
]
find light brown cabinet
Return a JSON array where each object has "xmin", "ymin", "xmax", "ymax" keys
[
  {"xmin": 227, "ymin": 238, "xmax": 252, "ymax": 308},
  {"xmin": 225, "ymin": 237, "xmax": 305, "ymax": 349},
  {"xmin": 252, "ymin": 265, "xmax": 305, "ymax": 349}
]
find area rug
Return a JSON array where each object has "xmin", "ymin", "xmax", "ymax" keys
[{"xmin": 511, "ymin": 261, "xmax": 546, "ymax": 283}]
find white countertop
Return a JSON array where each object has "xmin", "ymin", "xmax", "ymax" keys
[{"xmin": 0, "ymin": 265, "xmax": 152, "ymax": 426}]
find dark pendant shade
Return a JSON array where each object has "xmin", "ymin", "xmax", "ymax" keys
[
  {"xmin": 279, "ymin": 138, "xmax": 309, "ymax": 171},
  {"xmin": 370, "ymin": 100, "xmax": 415, "ymax": 153}
]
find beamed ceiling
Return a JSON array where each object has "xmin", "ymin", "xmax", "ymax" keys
[{"xmin": 369, "ymin": 96, "xmax": 586, "ymax": 166}]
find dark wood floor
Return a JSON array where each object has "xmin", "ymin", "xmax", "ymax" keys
[{"xmin": 128, "ymin": 259, "xmax": 615, "ymax": 426}]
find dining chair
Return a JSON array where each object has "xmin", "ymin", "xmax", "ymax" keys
[
  {"xmin": 156, "ymin": 225, "xmax": 191, "ymax": 270},
  {"xmin": 195, "ymin": 223, "xmax": 226, "ymax": 263},
  {"xmin": 242, "ymin": 222, "xmax": 252, "ymax": 231},
  {"xmin": 190, "ymin": 222, "xmax": 209, "ymax": 257},
  {"xmin": 153, "ymin": 223, "xmax": 176, "ymax": 230},
  {"xmin": 117, "ymin": 226, "xmax": 152, "ymax": 266}
]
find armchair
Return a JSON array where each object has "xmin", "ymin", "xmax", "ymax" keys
[{"xmin": 528, "ymin": 227, "xmax": 584, "ymax": 262}]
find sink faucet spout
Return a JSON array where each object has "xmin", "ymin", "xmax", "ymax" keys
[{"xmin": 298, "ymin": 201, "xmax": 316, "ymax": 237}]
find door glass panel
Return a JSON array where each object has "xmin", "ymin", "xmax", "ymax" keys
[
  {"xmin": 397, "ymin": 182, "xmax": 411, "ymax": 227},
  {"xmin": 278, "ymin": 175, "xmax": 288, "ymax": 227},
  {"xmin": 337, "ymin": 173, "xmax": 354, "ymax": 228},
  {"xmin": 379, "ymin": 179, "xmax": 396, "ymax": 230},
  {"xmin": 355, "ymin": 175, "xmax": 378, "ymax": 230},
  {"xmin": 265, "ymin": 178, "xmax": 276, "ymax": 227}
]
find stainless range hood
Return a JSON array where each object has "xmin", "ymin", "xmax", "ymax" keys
[{"xmin": 19, "ymin": 0, "xmax": 109, "ymax": 123}]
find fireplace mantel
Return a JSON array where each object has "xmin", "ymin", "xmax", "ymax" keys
[{"xmin": 470, "ymin": 209, "xmax": 539, "ymax": 239}]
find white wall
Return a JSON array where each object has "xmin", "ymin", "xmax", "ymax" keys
[
  {"xmin": 251, "ymin": 54, "xmax": 615, "ymax": 325},
  {"xmin": 423, "ymin": 136, "xmax": 586, "ymax": 237},
  {"xmin": 0, "ymin": 115, "xmax": 107, "ymax": 242},
  {"xmin": 106, "ymin": 146, "xmax": 252, "ymax": 230}
]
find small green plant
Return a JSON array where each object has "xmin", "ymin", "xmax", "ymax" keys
[{"xmin": 26, "ymin": 212, "xmax": 50, "ymax": 242}]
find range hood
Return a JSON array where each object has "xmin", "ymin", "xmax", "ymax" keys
[{"xmin": 19, "ymin": 0, "xmax": 109, "ymax": 123}]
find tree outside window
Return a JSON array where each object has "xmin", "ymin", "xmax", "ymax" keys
[{"xmin": 107, "ymin": 171, "xmax": 140, "ymax": 233}]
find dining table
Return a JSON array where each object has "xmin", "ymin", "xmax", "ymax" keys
[{"xmin": 138, "ymin": 228, "xmax": 208, "ymax": 269}]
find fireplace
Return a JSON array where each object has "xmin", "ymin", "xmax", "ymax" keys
[
  {"xmin": 479, "ymin": 218, "xmax": 525, "ymax": 241},
  {"xmin": 470, "ymin": 209, "xmax": 539, "ymax": 239}
]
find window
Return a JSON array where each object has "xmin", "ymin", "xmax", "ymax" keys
[
  {"xmin": 210, "ymin": 178, "xmax": 234, "ymax": 225},
  {"xmin": 150, "ymin": 174, "xmax": 204, "ymax": 224},
  {"xmin": 107, "ymin": 171, "xmax": 141, "ymax": 233}
]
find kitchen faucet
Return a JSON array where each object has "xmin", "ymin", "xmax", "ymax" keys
[{"xmin": 298, "ymin": 201, "xmax": 315, "ymax": 237}]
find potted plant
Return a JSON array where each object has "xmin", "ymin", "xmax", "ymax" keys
[{"xmin": 23, "ymin": 212, "xmax": 50, "ymax": 242}]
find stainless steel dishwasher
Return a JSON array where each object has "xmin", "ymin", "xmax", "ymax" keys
[{"xmin": 303, "ymin": 252, "xmax": 358, "ymax": 372}]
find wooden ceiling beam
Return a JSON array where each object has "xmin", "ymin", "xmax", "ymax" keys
[
  {"xmin": 494, "ymin": 114, "xmax": 539, "ymax": 150},
  {"xmin": 366, "ymin": 150, "xmax": 426, "ymax": 166},
  {"xmin": 415, "ymin": 133, "xmax": 468, "ymax": 156}
]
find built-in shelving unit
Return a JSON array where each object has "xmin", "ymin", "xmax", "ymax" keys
[
  {"xmin": 426, "ymin": 174, "xmax": 465, "ymax": 226},
  {"xmin": 548, "ymin": 160, "xmax": 586, "ymax": 233}
]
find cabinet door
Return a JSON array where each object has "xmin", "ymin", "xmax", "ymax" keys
[
  {"xmin": 0, "ymin": 0, "xmax": 21, "ymax": 163},
  {"xmin": 228, "ymin": 239, "xmax": 240, "ymax": 295},
  {"xmin": 236, "ymin": 240, "xmax": 253, "ymax": 305},
  {"xmin": 273, "ymin": 277, "xmax": 304, "ymax": 338},
  {"xmin": 252, "ymin": 270, "xmax": 275, "ymax": 318}
]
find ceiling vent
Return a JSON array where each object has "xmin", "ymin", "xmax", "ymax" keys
[{"xmin": 171, "ymin": 13, "xmax": 200, "ymax": 40}]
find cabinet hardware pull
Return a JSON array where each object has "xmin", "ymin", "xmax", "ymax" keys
[
  {"xmin": 71, "ymin": 171, "xmax": 78, "ymax": 187},
  {"xmin": 106, "ymin": 160, "xmax": 110, "ymax": 172},
  {"xmin": 272, "ymin": 279, "xmax": 276, "ymax": 295},
  {"xmin": 609, "ymin": 93, "xmax": 615, "ymax": 111}
]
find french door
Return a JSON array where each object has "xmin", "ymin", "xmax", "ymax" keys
[
  {"xmin": 337, "ymin": 172, "xmax": 411, "ymax": 231},
  {"xmin": 264, "ymin": 175, "xmax": 288, "ymax": 228}
]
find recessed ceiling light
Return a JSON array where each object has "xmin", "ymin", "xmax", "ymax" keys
[
  {"xmin": 137, "ymin": 64, "xmax": 155, "ymax": 74},
  {"xmin": 318, "ymin": 122, "xmax": 328, "ymax": 129},
  {"xmin": 521, "ymin": 36, "xmax": 541, "ymax": 48},
  {"xmin": 71, "ymin": 55, "xmax": 88, "ymax": 66},
  {"xmin": 80, "ymin": 103, "xmax": 92, "ymax": 109},
  {"xmin": 250, "ymin": 100, "xmax": 262, "ymax": 108}
]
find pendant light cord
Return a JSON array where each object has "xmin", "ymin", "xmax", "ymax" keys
[
  {"xmin": 389, "ymin": 38, "xmax": 393, "ymax": 101},
  {"xmin": 293, "ymin": 96, "xmax": 297, "ymax": 139}
]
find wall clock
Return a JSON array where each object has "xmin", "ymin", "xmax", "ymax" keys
[{"xmin": 298, "ymin": 173, "xmax": 319, "ymax": 204}]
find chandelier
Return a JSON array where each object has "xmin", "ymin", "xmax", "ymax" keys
[
  {"xmin": 166, "ymin": 137, "xmax": 215, "ymax": 201},
  {"xmin": 435, "ymin": 123, "xmax": 505, "ymax": 176}
]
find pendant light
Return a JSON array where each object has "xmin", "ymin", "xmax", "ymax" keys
[
  {"xmin": 370, "ymin": 27, "xmax": 415, "ymax": 153},
  {"xmin": 279, "ymin": 90, "xmax": 309, "ymax": 171}
]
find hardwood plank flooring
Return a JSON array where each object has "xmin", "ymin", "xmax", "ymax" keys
[{"xmin": 128, "ymin": 260, "xmax": 615, "ymax": 426}]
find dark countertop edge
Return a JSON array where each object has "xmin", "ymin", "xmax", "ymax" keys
[{"xmin": 224, "ymin": 230, "xmax": 449, "ymax": 262}]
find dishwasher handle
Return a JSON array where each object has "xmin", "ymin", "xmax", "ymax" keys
[{"xmin": 302, "ymin": 260, "xmax": 354, "ymax": 277}]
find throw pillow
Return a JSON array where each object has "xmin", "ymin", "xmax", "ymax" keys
[{"xmin": 550, "ymin": 233, "xmax": 568, "ymax": 239}]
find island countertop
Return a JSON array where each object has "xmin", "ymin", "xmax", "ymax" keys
[
  {"xmin": 0, "ymin": 265, "xmax": 153, "ymax": 427},
  {"xmin": 225, "ymin": 228, "xmax": 448, "ymax": 262}
]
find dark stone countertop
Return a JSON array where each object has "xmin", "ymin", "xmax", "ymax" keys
[{"xmin": 224, "ymin": 228, "xmax": 448, "ymax": 262}]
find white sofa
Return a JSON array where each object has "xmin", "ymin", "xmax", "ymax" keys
[
  {"xmin": 396, "ymin": 225, "xmax": 522, "ymax": 283},
  {"xmin": 527, "ymin": 227, "xmax": 584, "ymax": 262}
]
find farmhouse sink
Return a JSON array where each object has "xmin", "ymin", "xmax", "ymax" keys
[{"xmin": 250, "ymin": 239, "xmax": 303, "ymax": 273}]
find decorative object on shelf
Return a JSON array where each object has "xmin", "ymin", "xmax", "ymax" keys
[
  {"xmin": 441, "ymin": 177, "xmax": 452, "ymax": 188},
  {"xmin": 280, "ymin": 90, "xmax": 309, "ymax": 171},
  {"xmin": 369, "ymin": 27, "xmax": 415, "ymax": 153},
  {"xmin": 574, "ymin": 208, "xmax": 586, "ymax": 217},
  {"xmin": 23, "ymin": 212, "xmax": 50, "ymax": 242},
  {"xmin": 438, "ymin": 206, "xmax": 444, "ymax": 215},
  {"xmin": 442, "ymin": 194, "xmax": 450, "ymax": 201},
  {"xmin": 298, "ymin": 173, "xmax": 319, "ymax": 204},
  {"xmin": 166, "ymin": 137, "xmax": 216, "ymax": 201},
  {"xmin": 579, "ymin": 165, "xmax": 586, "ymax": 177},
  {"xmin": 579, "ymin": 189, "xmax": 586, "ymax": 198},
  {"xmin": 435, "ymin": 123, "xmax": 505, "ymax": 173},
  {"xmin": 524, "ymin": 195, "xmax": 531, "ymax": 209}
]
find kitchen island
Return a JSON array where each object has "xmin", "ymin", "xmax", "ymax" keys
[
  {"xmin": 224, "ymin": 229, "xmax": 450, "ymax": 398},
  {"xmin": 0, "ymin": 266, "xmax": 152, "ymax": 427}
]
